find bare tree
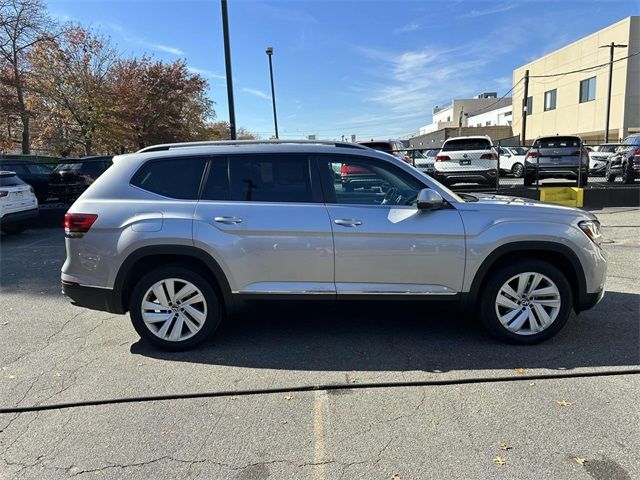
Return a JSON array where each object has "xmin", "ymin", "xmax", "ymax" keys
[{"xmin": 0, "ymin": 0, "xmax": 55, "ymax": 153}]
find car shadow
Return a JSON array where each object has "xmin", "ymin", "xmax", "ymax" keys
[{"xmin": 131, "ymin": 291, "xmax": 640, "ymax": 373}]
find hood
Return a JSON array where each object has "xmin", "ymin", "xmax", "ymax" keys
[{"xmin": 456, "ymin": 192, "xmax": 596, "ymax": 220}]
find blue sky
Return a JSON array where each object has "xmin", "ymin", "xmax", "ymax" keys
[{"xmin": 46, "ymin": 0, "xmax": 638, "ymax": 140}]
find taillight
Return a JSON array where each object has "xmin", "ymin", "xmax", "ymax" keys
[
  {"xmin": 436, "ymin": 155, "xmax": 450, "ymax": 162},
  {"xmin": 340, "ymin": 163, "xmax": 348, "ymax": 175},
  {"xmin": 0, "ymin": 190, "xmax": 7, "ymax": 198},
  {"xmin": 632, "ymin": 147, "xmax": 640, "ymax": 158},
  {"xmin": 526, "ymin": 151, "xmax": 538, "ymax": 161},
  {"xmin": 480, "ymin": 153, "xmax": 498, "ymax": 160},
  {"xmin": 570, "ymin": 150, "xmax": 581, "ymax": 156},
  {"xmin": 64, "ymin": 213, "xmax": 98, "ymax": 238}
]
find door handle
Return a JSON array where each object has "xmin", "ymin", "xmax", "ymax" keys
[
  {"xmin": 334, "ymin": 218, "xmax": 362, "ymax": 227},
  {"xmin": 214, "ymin": 216, "xmax": 243, "ymax": 224}
]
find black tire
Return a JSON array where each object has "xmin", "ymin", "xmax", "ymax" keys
[
  {"xmin": 579, "ymin": 173, "xmax": 588, "ymax": 187},
  {"xmin": 1, "ymin": 224, "xmax": 26, "ymax": 235},
  {"xmin": 478, "ymin": 259, "xmax": 573, "ymax": 345},
  {"xmin": 486, "ymin": 178, "xmax": 497, "ymax": 190},
  {"xmin": 129, "ymin": 265, "xmax": 222, "ymax": 350},
  {"xmin": 622, "ymin": 163, "xmax": 635, "ymax": 184},
  {"xmin": 511, "ymin": 163, "xmax": 524, "ymax": 178},
  {"xmin": 605, "ymin": 166, "xmax": 616, "ymax": 183},
  {"xmin": 523, "ymin": 173, "xmax": 535, "ymax": 186}
]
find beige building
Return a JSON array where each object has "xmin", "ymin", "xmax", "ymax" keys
[{"xmin": 512, "ymin": 16, "xmax": 639, "ymax": 145}]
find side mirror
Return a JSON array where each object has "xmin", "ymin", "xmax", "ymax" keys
[{"xmin": 417, "ymin": 189, "xmax": 445, "ymax": 211}]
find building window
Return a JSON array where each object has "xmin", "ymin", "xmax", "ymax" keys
[
  {"xmin": 544, "ymin": 89, "xmax": 557, "ymax": 111},
  {"xmin": 579, "ymin": 77, "xmax": 596, "ymax": 103},
  {"xmin": 526, "ymin": 96, "xmax": 533, "ymax": 116},
  {"xmin": 485, "ymin": 121, "xmax": 491, "ymax": 126},
  {"xmin": 447, "ymin": 116, "xmax": 451, "ymax": 122}
]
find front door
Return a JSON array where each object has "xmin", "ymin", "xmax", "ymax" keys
[
  {"xmin": 194, "ymin": 153, "xmax": 335, "ymax": 295},
  {"xmin": 317, "ymin": 154, "xmax": 465, "ymax": 296}
]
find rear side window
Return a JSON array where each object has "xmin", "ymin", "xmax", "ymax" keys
[
  {"xmin": 228, "ymin": 154, "xmax": 313, "ymax": 203},
  {"xmin": 0, "ymin": 163, "xmax": 28, "ymax": 174},
  {"xmin": 131, "ymin": 157, "xmax": 208, "ymax": 200},
  {"xmin": 0, "ymin": 174, "xmax": 25, "ymax": 186},
  {"xmin": 26, "ymin": 163, "xmax": 52, "ymax": 174},
  {"xmin": 442, "ymin": 138, "xmax": 492, "ymax": 151},
  {"xmin": 536, "ymin": 137, "xmax": 580, "ymax": 148},
  {"xmin": 201, "ymin": 158, "xmax": 230, "ymax": 200}
]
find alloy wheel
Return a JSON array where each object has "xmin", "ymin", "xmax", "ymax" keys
[
  {"xmin": 494, "ymin": 272, "xmax": 561, "ymax": 336},
  {"xmin": 141, "ymin": 278, "xmax": 207, "ymax": 342}
]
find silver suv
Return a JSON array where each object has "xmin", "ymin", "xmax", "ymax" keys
[{"xmin": 61, "ymin": 140, "xmax": 607, "ymax": 350}]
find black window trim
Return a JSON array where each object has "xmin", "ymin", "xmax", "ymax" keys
[
  {"xmin": 199, "ymin": 152, "xmax": 323, "ymax": 205},
  {"xmin": 130, "ymin": 154, "xmax": 212, "ymax": 201}
]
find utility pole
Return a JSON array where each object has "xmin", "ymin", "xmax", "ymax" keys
[
  {"xmin": 265, "ymin": 47, "xmax": 279, "ymax": 139},
  {"xmin": 221, "ymin": 0, "xmax": 236, "ymax": 140},
  {"xmin": 600, "ymin": 42, "xmax": 627, "ymax": 143},
  {"xmin": 458, "ymin": 106, "xmax": 464, "ymax": 136},
  {"xmin": 520, "ymin": 69, "xmax": 529, "ymax": 146}
]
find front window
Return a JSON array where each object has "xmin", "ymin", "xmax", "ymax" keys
[
  {"xmin": 579, "ymin": 77, "xmax": 596, "ymax": 103},
  {"xmin": 321, "ymin": 155, "xmax": 423, "ymax": 206}
]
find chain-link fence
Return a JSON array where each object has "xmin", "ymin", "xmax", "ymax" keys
[{"xmin": 397, "ymin": 140, "xmax": 638, "ymax": 193}]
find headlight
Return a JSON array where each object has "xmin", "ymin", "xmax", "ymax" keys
[{"xmin": 578, "ymin": 220, "xmax": 602, "ymax": 244}]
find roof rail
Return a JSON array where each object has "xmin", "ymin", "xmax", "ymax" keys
[{"xmin": 137, "ymin": 139, "xmax": 370, "ymax": 153}]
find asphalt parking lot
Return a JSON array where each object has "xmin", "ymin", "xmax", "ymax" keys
[{"xmin": 1, "ymin": 207, "xmax": 638, "ymax": 479}]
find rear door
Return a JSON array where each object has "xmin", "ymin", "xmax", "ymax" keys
[{"xmin": 193, "ymin": 153, "xmax": 335, "ymax": 295}]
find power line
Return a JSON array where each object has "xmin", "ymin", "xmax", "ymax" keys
[{"xmin": 464, "ymin": 77, "xmax": 524, "ymax": 118}]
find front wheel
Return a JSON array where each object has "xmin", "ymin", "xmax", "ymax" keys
[
  {"xmin": 479, "ymin": 260, "xmax": 573, "ymax": 344},
  {"xmin": 605, "ymin": 166, "xmax": 616, "ymax": 183},
  {"xmin": 622, "ymin": 164, "xmax": 635, "ymax": 184},
  {"xmin": 129, "ymin": 266, "xmax": 222, "ymax": 350}
]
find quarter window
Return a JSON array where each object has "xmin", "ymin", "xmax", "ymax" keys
[
  {"xmin": 544, "ymin": 89, "xmax": 557, "ymax": 111},
  {"xmin": 579, "ymin": 77, "xmax": 596, "ymax": 103},
  {"xmin": 131, "ymin": 157, "xmax": 208, "ymax": 200},
  {"xmin": 228, "ymin": 154, "xmax": 313, "ymax": 203}
]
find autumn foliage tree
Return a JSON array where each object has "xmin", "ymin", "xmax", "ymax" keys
[
  {"xmin": 29, "ymin": 25, "xmax": 117, "ymax": 156},
  {"xmin": 111, "ymin": 57, "xmax": 213, "ymax": 151}
]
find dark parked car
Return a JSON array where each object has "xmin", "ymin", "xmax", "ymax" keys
[
  {"xmin": 358, "ymin": 140, "xmax": 412, "ymax": 163},
  {"xmin": 605, "ymin": 134, "xmax": 640, "ymax": 184},
  {"xmin": 49, "ymin": 156, "xmax": 113, "ymax": 203},
  {"xmin": 0, "ymin": 159, "xmax": 52, "ymax": 202},
  {"xmin": 524, "ymin": 135, "xmax": 589, "ymax": 187}
]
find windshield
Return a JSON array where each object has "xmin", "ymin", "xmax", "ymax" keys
[
  {"xmin": 536, "ymin": 137, "xmax": 581, "ymax": 148},
  {"xmin": 442, "ymin": 138, "xmax": 492, "ymax": 151},
  {"xmin": 0, "ymin": 173, "xmax": 26, "ymax": 186}
]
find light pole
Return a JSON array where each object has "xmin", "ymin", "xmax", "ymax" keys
[
  {"xmin": 265, "ymin": 47, "xmax": 279, "ymax": 139},
  {"xmin": 220, "ymin": 0, "xmax": 236, "ymax": 140},
  {"xmin": 600, "ymin": 42, "xmax": 627, "ymax": 143}
]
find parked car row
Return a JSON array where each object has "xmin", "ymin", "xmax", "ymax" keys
[{"xmin": 0, "ymin": 156, "xmax": 113, "ymax": 205}]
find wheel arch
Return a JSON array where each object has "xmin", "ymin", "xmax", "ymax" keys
[
  {"xmin": 112, "ymin": 245, "xmax": 233, "ymax": 314},
  {"xmin": 467, "ymin": 241, "xmax": 587, "ymax": 312}
]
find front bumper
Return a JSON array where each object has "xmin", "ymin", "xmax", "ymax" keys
[
  {"xmin": 0, "ymin": 207, "xmax": 39, "ymax": 226},
  {"xmin": 62, "ymin": 281, "xmax": 124, "ymax": 314}
]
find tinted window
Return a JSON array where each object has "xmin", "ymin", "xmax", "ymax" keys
[
  {"xmin": 0, "ymin": 163, "xmax": 28, "ymax": 174},
  {"xmin": 228, "ymin": 154, "xmax": 313, "ymax": 203},
  {"xmin": 0, "ymin": 174, "xmax": 25, "ymax": 186},
  {"xmin": 442, "ymin": 138, "xmax": 492, "ymax": 151},
  {"xmin": 132, "ymin": 157, "xmax": 207, "ymax": 200},
  {"xmin": 201, "ymin": 158, "xmax": 230, "ymax": 200},
  {"xmin": 26, "ymin": 163, "xmax": 52, "ymax": 174},
  {"xmin": 623, "ymin": 135, "xmax": 640, "ymax": 146},
  {"xmin": 80, "ymin": 162, "xmax": 105, "ymax": 176},
  {"xmin": 360, "ymin": 142, "xmax": 393, "ymax": 152},
  {"xmin": 322, "ymin": 155, "xmax": 423, "ymax": 206},
  {"xmin": 536, "ymin": 137, "xmax": 580, "ymax": 148}
]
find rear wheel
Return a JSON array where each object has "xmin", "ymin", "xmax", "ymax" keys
[
  {"xmin": 605, "ymin": 165, "xmax": 616, "ymax": 182},
  {"xmin": 479, "ymin": 260, "xmax": 573, "ymax": 344},
  {"xmin": 511, "ymin": 163, "xmax": 524, "ymax": 178},
  {"xmin": 129, "ymin": 266, "xmax": 222, "ymax": 350},
  {"xmin": 523, "ymin": 173, "xmax": 535, "ymax": 186}
]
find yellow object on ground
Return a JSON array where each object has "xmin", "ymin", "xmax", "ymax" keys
[{"xmin": 539, "ymin": 187, "xmax": 584, "ymax": 207}]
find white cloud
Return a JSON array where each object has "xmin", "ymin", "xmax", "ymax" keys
[
  {"xmin": 460, "ymin": 3, "xmax": 519, "ymax": 18},
  {"xmin": 242, "ymin": 88, "xmax": 271, "ymax": 100},
  {"xmin": 187, "ymin": 66, "xmax": 226, "ymax": 80},
  {"xmin": 154, "ymin": 44, "xmax": 184, "ymax": 56},
  {"xmin": 103, "ymin": 22, "xmax": 184, "ymax": 56},
  {"xmin": 393, "ymin": 22, "xmax": 421, "ymax": 34}
]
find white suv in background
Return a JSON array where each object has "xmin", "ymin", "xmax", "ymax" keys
[
  {"xmin": 0, "ymin": 171, "xmax": 38, "ymax": 234},
  {"xmin": 497, "ymin": 146, "xmax": 528, "ymax": 178},
  {"xmin": 433, "ymin": 136, "xmax": 499, "ymax": 188}
]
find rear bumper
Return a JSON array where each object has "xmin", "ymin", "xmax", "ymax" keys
[
  {"xmin": 0, "ymin": 208, "xmax": 39, "ymax": 225},
  {"xmin": 433, "ymin": 169, "xmax": 496, "ymax": 185},
  {"xmin": 525, "ymin": 165, "xmax": 588, "ymax": 179},
  {"xmin": 62, "ymin": 281, "xmax": 124, "ymax": 314}
]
